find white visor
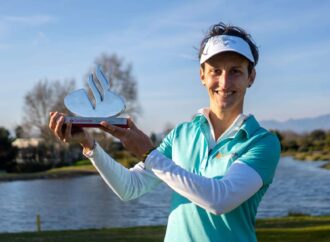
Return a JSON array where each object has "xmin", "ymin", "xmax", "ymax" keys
[{"xmin": 200, "ymin": 35, "xmax": 254, "ymax": 64}]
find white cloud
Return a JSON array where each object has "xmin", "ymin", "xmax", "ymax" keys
[{"xmin": 2, "ymin": 15, "xmax": 56, "ymax": 25}]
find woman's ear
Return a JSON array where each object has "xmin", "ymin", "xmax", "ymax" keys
[
  {"xmin": 200, "ymin": 67, "xmax": 206, "ymax": 86},
  {"xmin": 248, "ymin": 68, "xmax": 256, "ymax": 87}
]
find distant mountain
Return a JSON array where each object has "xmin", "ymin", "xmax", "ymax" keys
[{"xmin": 260, "ymin": 114, "xmax": 330, "ymax": 133}]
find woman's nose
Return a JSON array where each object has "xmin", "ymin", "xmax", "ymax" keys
[{"xmin": 217, "ymin": 72, "xmax": 230, "ymax": 89}]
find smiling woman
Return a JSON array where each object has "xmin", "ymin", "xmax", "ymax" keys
[
  {"xmin": 49, "ymin": 22, "xmax": 281, "ymax": 242},
  {"xmin": 200, "ymin": 52, "xmax": 255, "ymax": 139}
]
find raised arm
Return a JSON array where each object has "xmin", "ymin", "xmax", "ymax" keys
[{"xmin": 48, "ymin": 112, "xmax": 161, "ymax": 201}]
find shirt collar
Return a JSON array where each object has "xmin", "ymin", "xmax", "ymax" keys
[
  {"xmin": 240, "ymin": 115, "xmax": 260, "ymax": 139},
  {"xmin": 197, "ymin": 107, "xmax": 249, "ymax": 143}
]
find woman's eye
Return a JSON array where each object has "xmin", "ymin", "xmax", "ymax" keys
[
  {"xmin": 212, "ymin": 69, "xmax": 221, "ymax": 75},
  {"xmin": 230, "ymin": 69, "xmax": 241, "ymax": 75}
]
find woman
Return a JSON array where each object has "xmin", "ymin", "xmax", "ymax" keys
[{"xmin": 49, "ymin": 22, "xmax": 280, "ymax": 242}]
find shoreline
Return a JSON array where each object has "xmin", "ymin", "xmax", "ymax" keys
[
  {"xmin": 0, "ymin": 166, "xmax": 98, "ymax": 182},
  {"xmin": 282, "ymin": 151, "xmax": 330, "ymax": 163},
  {"xmin": 1, "ymin": 154, "xmax": 329, "ymax": 183},
  {"xmin": 281, "ymin": 153, "xmax": 330, "ymax": 170}
]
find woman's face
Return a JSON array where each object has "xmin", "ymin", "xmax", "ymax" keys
[{"xmin": 200, "ymin": 52, "xmax": 255, "ymax": 116}]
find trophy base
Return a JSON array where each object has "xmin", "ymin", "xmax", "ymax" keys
[{"xmin": 64, "ymin": 116, "xmax": 128, "ymax": 128}]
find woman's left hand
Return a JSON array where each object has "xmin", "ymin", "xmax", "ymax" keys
[{"xmin": 100, "ymin": 118, "xmax": 154, "ymax": 159}]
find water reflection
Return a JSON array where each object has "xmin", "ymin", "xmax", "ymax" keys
[{"xmin": 0, "ymin": 157, "xmax": 329, "ymax": 233}]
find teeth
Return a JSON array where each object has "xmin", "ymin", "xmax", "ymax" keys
[{"xmin": 215, "ymin": 91, "xmax": 234, "ymax": 97}]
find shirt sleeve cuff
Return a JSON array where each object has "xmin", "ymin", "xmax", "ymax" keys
[{"xmin": 82, "ymin": 142, "xmax": 98, "ymax": 158}]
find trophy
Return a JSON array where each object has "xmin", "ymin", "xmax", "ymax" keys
[{"xmin": 63, "ymin": 66, "xmax": 128, "ymax": 130}]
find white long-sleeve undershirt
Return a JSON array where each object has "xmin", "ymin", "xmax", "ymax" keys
[
  {"xmin": 85, "ymin": 143, "xmax": 161, "ymax": 201},
  {"xmin": 145, "ymin": 150, "xmax": 263, "ymax": 215},
  {"xmin": 85, "ymin": 143, "xmax": 263, "ymax": 215}
]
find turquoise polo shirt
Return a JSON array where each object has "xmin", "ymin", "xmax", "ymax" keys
[{"xmin": 157, "ymin": 114, "xmax": 281, "ymax": 242}]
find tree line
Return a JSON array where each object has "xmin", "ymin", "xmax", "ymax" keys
[{"xmin": 273, "ymin": 129, "xmax": 330, "ymax": 161}]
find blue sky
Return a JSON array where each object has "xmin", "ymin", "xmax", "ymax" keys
[{"xmin": 0, "ymin": 0, "xmax": 329, "ymax": 135}]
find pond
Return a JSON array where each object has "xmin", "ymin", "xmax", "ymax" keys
[{"xmin": 0, "ymin": 157, "xmax": 329, "ymax": 233}]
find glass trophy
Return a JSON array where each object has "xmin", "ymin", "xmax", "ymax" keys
[{"xmin": 63, "ymin": 66, "xmax": 128, "ymax": 129}]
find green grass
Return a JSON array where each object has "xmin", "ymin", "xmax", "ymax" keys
[
  {"xmin": 0, "ymin": 216, "xmax": 329, "ymax": 242},
  {"xmin": 0, "ymin": 226, "xmax": 166, "ymax": 242},
  {"xmin": 256, "ymin": 216, "xmax": 330, "ymax": 242},
  {"xmin": 73, "ymin": 159, "xmax": 92, "ymax": 166},
  {"xmin": 0, "ymin": 164, "xmax": 97, "ymax": 181},
  {"xmin": 47, "ymin": 164, "xmax": 96, "ymax": 173}
]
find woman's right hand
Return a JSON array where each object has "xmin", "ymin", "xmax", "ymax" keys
[
  {"xmin": 48, "ymin": 112, "xmax": 95, "ymax": 152},
  {"xmin": 99, "ymin": 118, "xmax": 154, "ymax": 159}
]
